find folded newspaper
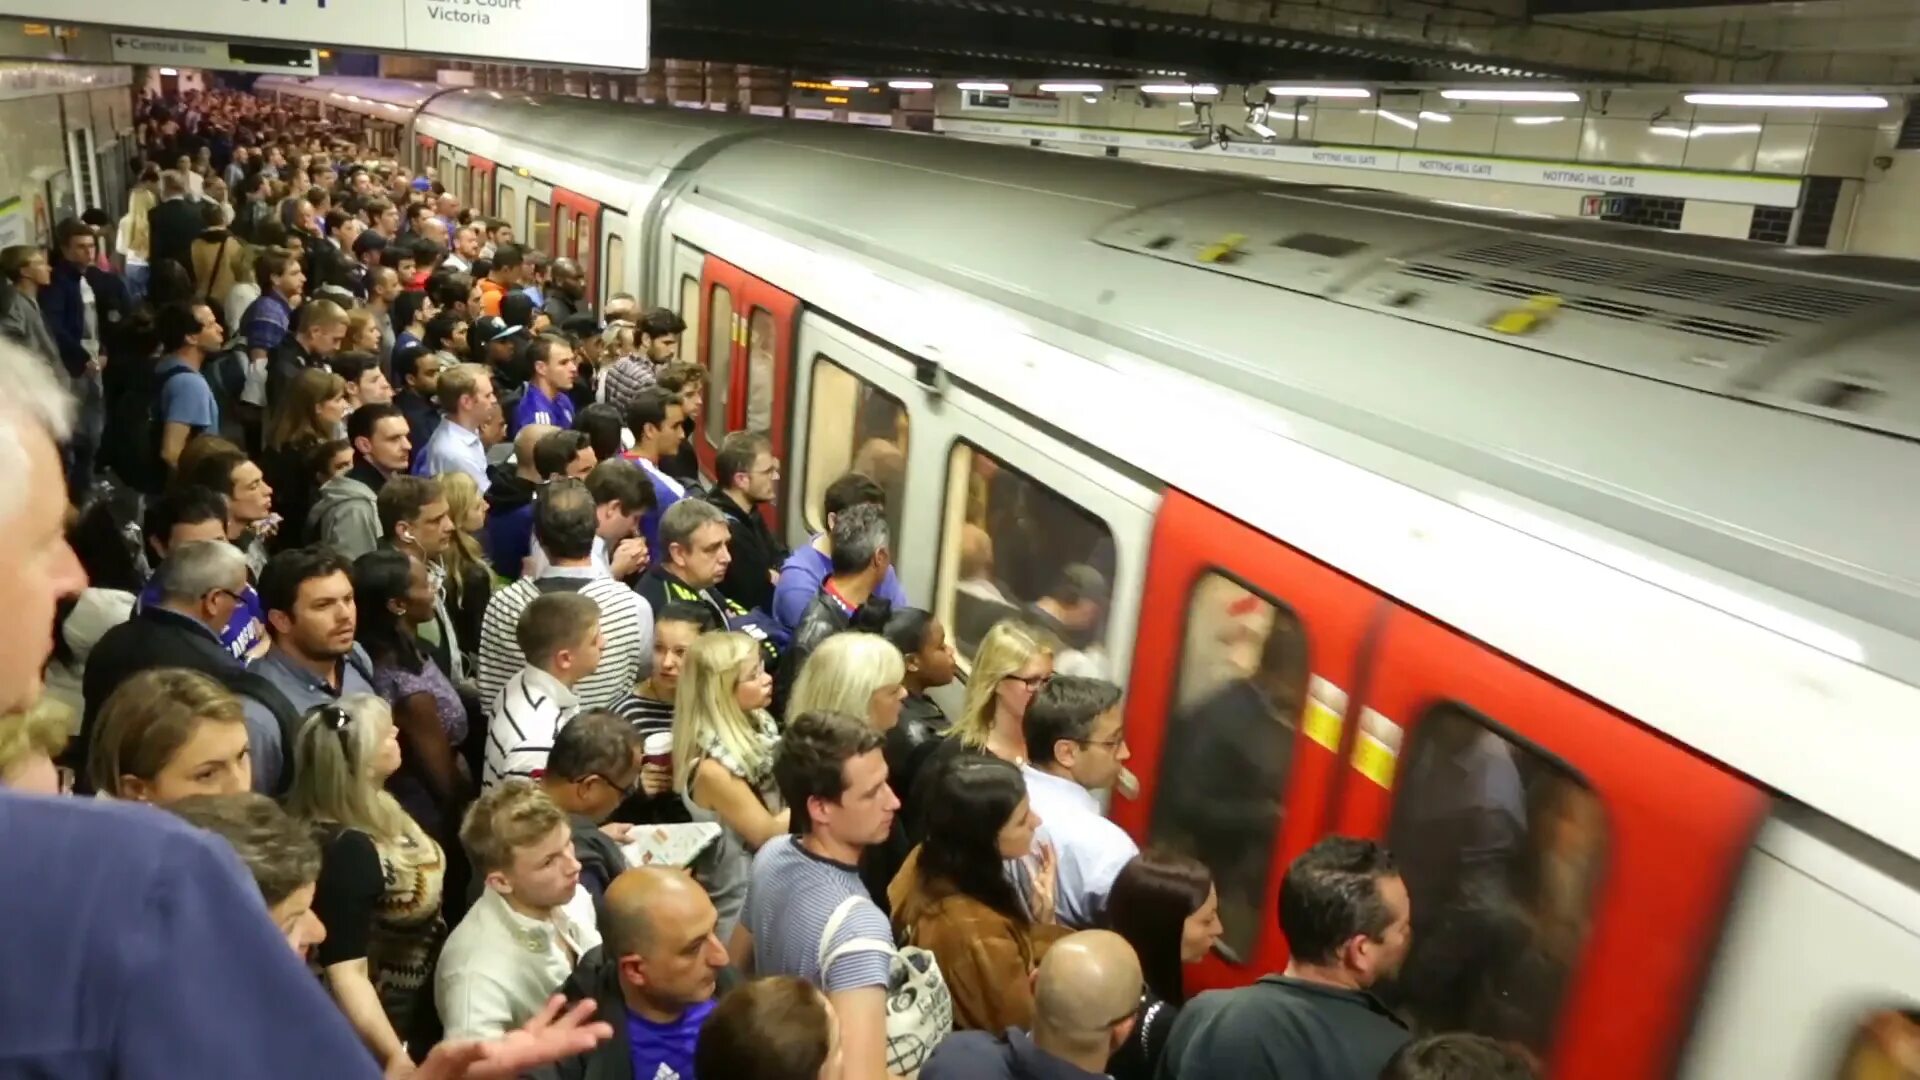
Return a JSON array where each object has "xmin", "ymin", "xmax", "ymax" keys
[{"xmin": 621, "ymin": 822, "xmax": 724, "ymax": 870}]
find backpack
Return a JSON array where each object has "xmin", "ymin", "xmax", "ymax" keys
[
  {"xmin": 222, "ymin": 650, "xmax": 379, "ymax": 799},
  {"xmin": 105, "ymin": 360, "xmax": 193, "ymax": 496},
  {"xmin": 816, "ymin": 895, "xmax": 954, "ymax": 1077}
]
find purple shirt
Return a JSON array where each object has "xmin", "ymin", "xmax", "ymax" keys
[
  {"xmin": 511, "ymin": 382, "xmax": 575, "ymax": 435},
  {"xmin": 138, "ymin": 579, "xmax": 266, "ymax": 661},
  {"xmin": 626, "ymin": 1000, "xmax": 713, "ymax": 1080},
  {"xmin": 241, "ymin": 290, "xmax": 293, "ymax": 353},
  {"xmin": 771, "ymin": 538, "xmax": 909, "ymax": 633}
]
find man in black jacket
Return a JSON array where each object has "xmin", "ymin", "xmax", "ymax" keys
[
  {"xmin": 74, "ymin": 540, "xmax": 249, "ymax": 791},
  {"xmin": 146, "ymin": 170, "xmax": 204, "ymax": 281},
  {"xmin": 636, "ymin": 499, "xmax": 782, "ymax": 667},
  {"xmin": 533, "ymin": 867, "xmax": 737, "ymax": 1080},
  {"xmin": 706, "ymin": 430, "xmax": 787, "ymax": 616},
  {"xmin": 774, "ymin": 502, "xmax": 892, "ymax": 708}
]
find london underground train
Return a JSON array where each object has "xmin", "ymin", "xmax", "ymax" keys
[{"xmin": 263, "ymin": 75, "xmax": 1920, "ymax": 1078}]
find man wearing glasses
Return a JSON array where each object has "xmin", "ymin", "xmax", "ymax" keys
[
  {"xmin": 1019, "ymin": 675, "xmax": 1138, "ymax": 930},
  {"xmin": 535, "ymin": 709, "xmax": 643, "ymax": 924}
]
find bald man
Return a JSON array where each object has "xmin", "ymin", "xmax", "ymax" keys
[
  {"xmin": 922, "ymin": 930, "xmax": 1145, "ymax": 1080},
  {"xmin": 538, "ymin": 867, "xmax": 736, "ymax": 1080}
]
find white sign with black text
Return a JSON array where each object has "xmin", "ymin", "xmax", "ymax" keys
[
  {"xmin": 0, "ymin": 0, "xmax": 650, "ymax": 71},
  {"xmin": 110, "ymin": 34, "xmax": 317, "ymax": 76},
  {"xmin": 934, "ymin": 116, "xmax": 1805, "ymax": 208}
]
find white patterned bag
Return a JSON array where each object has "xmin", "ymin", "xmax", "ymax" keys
[{"xmin": 816, "ymin": 895, "xmax": 954, "ymax": 1076}]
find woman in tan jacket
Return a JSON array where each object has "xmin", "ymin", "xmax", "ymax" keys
[
  {"xmin": 187, "ymin": 201, "xmax": 242, "ymax": 311},
  {"xmin": 888, "ymin": 753, "xmax": 1068, "ymax": 1032}
]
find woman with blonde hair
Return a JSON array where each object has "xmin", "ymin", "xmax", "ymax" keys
[
  {"xmin": 786, "ymin": 631, "xmax": 906, "ymax": 733},
  {"xmin": 286, "ymin": 694, "xmax": 445, "ymax": 1074},
  {"xmin": 952, "ymin": 619, "xmax": 1056, "ymax": 763},
  {"xmin": 116, "ymin": 166, "xmax": 158, "ymax": 301},
  {"xmin": 0, "ymin": 700, "xmax": 73, "ymax": 794},
  {"xmin": 672, "ymin": 630, "xmax": 788, "ymax": 940},
  {"xmin": 86, "ymin": 668, "xmax": 251, "ymax": 803},
  {"xmin": 343, "ymin": 307, "xmax": 382, "ymax": 356},
  {"xmin": 436, "ymin": 469, "xmax": 495, "ymax": 667}
]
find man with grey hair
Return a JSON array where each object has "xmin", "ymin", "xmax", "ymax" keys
[
  {"xmin": 77, "ymin": 539, "xmax": 249, "ymax": 767},
  {"xmin": 0, "ymin": 336, "xmax": 613, "ymax": 1077},
  {"xmin": 773, "ymin": 503, "xmax": 892, "ymax": 707},
  {"xmin": 637, "ymin": 497, "xmax": 784, "ymax": 666}
]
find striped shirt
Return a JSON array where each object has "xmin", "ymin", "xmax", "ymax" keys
[
  {"xmin": 484, "ymin": 666, "xmax": 580, "ymax": 789},
  {"xmin": 742, "ymin": 835, "xmax": 894, "ymax": 993},
  {"xmin": 477, "ymin": 570, "xmax": 654, "ymax": 713},
  {"xmin": 610, "ymin": 690, "xmax": 674, "ymax": 742}
]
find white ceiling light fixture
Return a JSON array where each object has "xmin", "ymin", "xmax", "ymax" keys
[
  {"xmin": 1685, "ymin": 92, "xmax": 1888, "ymax": 109},
  {"xmin": 829, "ymin": 78, "xmax": 870, "ymax": 89},
  {"xmin": 887, "ymin": 79, "xmax": 934, "ymax": 91},
  {"xmin": 1038, "ymin": 82, "xmax": 1104, "ymax": 93},
  {"xmin": 956, "ymin": 81, "xmax": 1010, "ymax": 92},
  {"xmin": 1418, "ymin": 110, "xmax": 1453, "ymax": 123},
  {"xmin": 1440, "ymin": 88, "xmax": 1581, "ymax": 103},
  {"xmin": 1510, "ymin": 115, "xmax": 1565, "ymax": 125},
  {"xmin": 1141, "ymin": 84, "xmax": 1220, "ymax": 96},
  {"xmin": 1375, "ymin": 109, "xmax": 1418, "ymax": 130},
  {"xmin": 1268, "ymin": 86, "xmax": 1371, "ymax": 99}
]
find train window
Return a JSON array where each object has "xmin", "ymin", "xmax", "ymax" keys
[
  {"xmin": 1384, "ymin": 703, "xmax": 1605, "ymax": 1057},
  {"xmin": 576, "ymin": 213, "xmax": 596, "ymax": 282},
  {"xmin": 1146, "ymin": 572, "xmax": 1305, "ymax": 963},
  {"xmin": 455, "ymin": 163, "xmax": 470, "ymax": 205},
  {"xmin": 933, "ymin": 442, "xmax": 1113, "ymax": 667},
  {"xmin": 479, "ymin": 173, "xmax": 494, "ymax": 217},
  {"xmin": 527, "ymin": 197, "xmax": 552, "ymax": 254},
  {"xmin": 805, "ymin": 355, "xmax": 907, "ymax": 548},
  {"xmin": 498, "ymin": 184, "xmax": 516, "ymax": 229},
  {"xmin": 604, "ymin": 235, "xmax": 624, "ymax": 298},
  {"xmin": 706, "ymin": 285, "xmax": 734, "ymax": 448},
  {"xmin": 556, "ymin": 207, "xmax": 573, "ymax": 257},
  {"xmin": 745, "ymin": 309, "xmax": 776, "ymax": 440},
  {"xmin": 681, "ymin": 275, "xmax": 701, "ymax": 363},
  {"xmin": 1836, "ymin": 1009, "xmax": 1920, "ymax": 1078}
]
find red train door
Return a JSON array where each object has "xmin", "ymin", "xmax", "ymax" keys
[
  {"xmin": 1112, "ymin": 490, "xmax": 1389, "ymax": 995},
  {"xmin": 1327, "ymin": 607, "xmax": 1765, "ymax": 1078},
  {"xmin": 468, "ymin": 154, "xmax": 496, "ymax": 219},
  {"xmin": 695, "ymin": 254, "xmax": 797, "ymax": 517},
  {"xmin": 551, "ymin": 188, "xmax": 600, "ymax": 299}
]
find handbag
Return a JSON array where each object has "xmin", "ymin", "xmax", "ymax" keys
[{"xmin": 816, "ymin": 895, "xmax": 954, "ymax": 1077}]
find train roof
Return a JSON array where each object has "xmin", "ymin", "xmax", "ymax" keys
[
  {"xmin": 256, "ymin": 75, "xmax": 443, "ymax": 117},
  {"xmin": 306, "ymin": 80, "xmax": 1920, "ymax": 672}
]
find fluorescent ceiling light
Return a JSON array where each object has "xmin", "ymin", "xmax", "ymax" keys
[
  {"xmin": 1418, "ymin": 110, "xmax": 1452, "ymax": 123},
  {"xmin": 829, "ymin": 78, "xmax": 870, "ymax": 89},
  {"xmin": 1441, "ymin": 88, "xmax": 1581, "ymax": 103},
  {"xmin": 1268, "ymin": 86, "xmax": 1371, "ymax": 98},
  {"xmin": 1685, "ymin": 92, "xmax": 1888, "ymax": 109},
  {"xmin": 1141, "ymin": 84, "xmax": 1219, "ymax": 96},
  {"xmin": 1652, "ymin": 122, "xmax": 1763, "ymax": 138},
  {"xmin": 1510, "ymin": 115, "xmax": 1564, "ymax": 125},
  {"xmin": 1038, "ymin": 82, "xmax": 1103, "ymax": 93},
  {"xmin": 1248, "ymin": 120, "xmax": 1277, "ymax": 139},
  {"xmin": 956, "ymin": 81, "xmax": 1009, "ymax": 92},
  {"xmin": 887, "ymin": 80, "xmax": 933, "ymax": 90},
  {"xmin": 1375, "ymin": 109, "xmax": 1418, "ymax": 130},
  {"xmin": 1083, "ymin": 96, "xmax": 1098, "ymax": 104}
]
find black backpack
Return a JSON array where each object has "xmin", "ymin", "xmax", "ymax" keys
[{"xmin": 105, "ymin": 358, "xmax": 193, "ymax": 496}]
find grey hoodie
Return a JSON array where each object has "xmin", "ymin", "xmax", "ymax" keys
[{"xmin": 308, "ymin": 469, "xmax": 380, "ymax": 561}]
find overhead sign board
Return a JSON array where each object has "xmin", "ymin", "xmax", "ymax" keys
[
  {"xmin": 0, "ymin": 0, "xmax": 650, "ymax": 71},
  {"xmin": 934, "ymin": 116, "xmax": 1806, "ymax": 208},
  {"xmin": 111, "ymin": 33, "xmax": 317, "ymax": 75}
]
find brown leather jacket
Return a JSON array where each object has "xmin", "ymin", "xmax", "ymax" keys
[
  {"xmin": 888, "ymin": 846, "xmax": 1070, "ymax": 1033},
  {"xmin": 189, "ymin": 229, "xmax": 242, "ymax": 308}
]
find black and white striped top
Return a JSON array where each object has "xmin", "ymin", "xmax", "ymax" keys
[
  {"xmin": 483, "ymin": 666, "xmax": 580, "ymax": 789},
  {"xmin": 609, "ymin": 691, "xmax": 675, "ymax": 742},
  {"xmin": 476, "ymin": 570, "xmax": 654, "ymax": 713}
]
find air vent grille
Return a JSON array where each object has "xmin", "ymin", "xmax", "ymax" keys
[
  {"xmin": 1540, "ymin": 255, "xmax": 1657, "ymax": 284},
  {"xmin": 1402, "ymin": 263, "xmax": 1468, "ymax": 283},
  {"xmin": 1628, "ymin": 269, "xmax": 1758, "ymax": 301},
  {"xmin": 1452, "ymin": 240, "xmax": 1561, "ymax": 267},
  {"xmin": 1563, "ymin": 296, "xmax": 1656, "ymax": 321},
  {"xmin": 1480, "ymin": 277, "xmax": 1551, "ymax": 299},
  {"xmin": 1725, "ymin": 285, "xmax": 1879, "ymax": 323},
  {"xmin": 1668, "ymin": 315, "xmax": 1780, "ymax": 346}
]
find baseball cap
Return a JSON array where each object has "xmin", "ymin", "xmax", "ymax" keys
[{"xmin": 473, "ymin": 316, "xmax": 524, "ymax": 345}]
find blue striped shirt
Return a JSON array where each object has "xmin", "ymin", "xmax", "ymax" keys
[{"xmin": 743, "ymin": 835, "xmax": 893, "ymax": 993}]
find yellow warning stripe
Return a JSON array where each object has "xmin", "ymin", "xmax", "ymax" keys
[
  {"xmin": 1352, "ymin": 733, "xmax": 1397, "ymax": 789},
  {"xmin": 1303, "ymin": 699, "xmax": 1342, "ymax": 752}
]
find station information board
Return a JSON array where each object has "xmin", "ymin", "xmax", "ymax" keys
[{"xmin": 0, "ymin": 0, "xmax": 650, "ymax": 71}]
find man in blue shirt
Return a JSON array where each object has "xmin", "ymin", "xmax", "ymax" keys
[
  {"xmin": 537, "ymin": 868, "xmax": 735, "ymax": 1080},
  {"xmin": 243, "ymin": 547, "xmax": 378, "ymax": 792},
  {"xmin": 418, "ymin": 361, "xmax": 498, "ymax": 493},
  {"xmin": 512, "ymin": 334, "xmax": 579, "ymax": 435},
  {"xmin": 772, "ymin": 473, "xmax": 909, "ymax": 635},
  {"xmin": 154, "ymin": 301, "xmax": 224, "ymax": 472}
]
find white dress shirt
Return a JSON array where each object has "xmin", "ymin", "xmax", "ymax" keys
[
  {"xmin": 421, "ymin": 418, "xmax": 490, "ymax": 493},
  {"xmin": 1021, "ymin": 765, "xmax": 1140, "ymax": 929},
  {"xmin": 435, "ymin": 885, "xmax": 600, "ymax": 1040}
]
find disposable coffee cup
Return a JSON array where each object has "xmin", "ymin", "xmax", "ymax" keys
[{"xmin": 642, "ymin": 732, "xmax": 673, "ymax": 770}]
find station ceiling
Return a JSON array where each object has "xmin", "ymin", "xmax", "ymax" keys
[{"xmin": 647, "ymin": 0, "xmax": 1920, "ymax": 85}]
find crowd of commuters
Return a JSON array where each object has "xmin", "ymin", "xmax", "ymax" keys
[{"xmin": 0, "ymin": 85, "xmax": 1540, "ymax": 1080}]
